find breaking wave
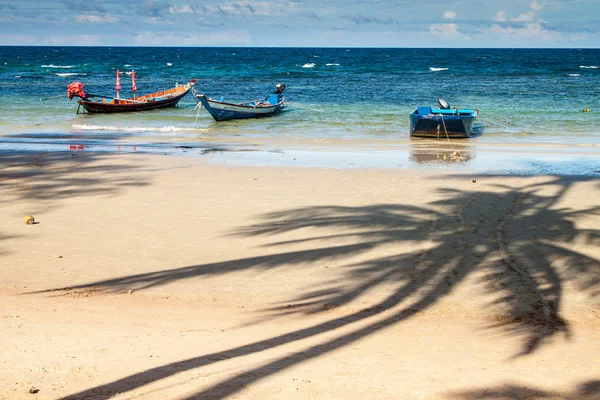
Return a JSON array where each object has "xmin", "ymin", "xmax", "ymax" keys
[
  {"xmin": 429, "ymin": 67, "xmax": 449, "ymax": 72},
  {"xmin": 302, "ymin": 63, "xmax": 316, "ymax": 68},
  {"xmin": 580, "ymin": 65, "xmax": 598, "ymax": 69},
  {"xmin": 56, "ymin": 73, "xmax": 87, "ymax": 77},
  {"xmin": 326, "ymin": 63, "xmax": 340, "ymax": 66},
  {"xmin": 71, "ymin": 124, "xmax": 207, "ymax": 133},
  {"xmin": 42, "ymin": 64, "xmax": 73, "ymax": 68}
]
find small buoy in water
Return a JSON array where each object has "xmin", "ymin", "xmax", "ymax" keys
[
  {"xmin": 24, "ymin": 215, "xmax": 35, "ymax": 225},
  {"xmin": 583, "ymin": 108, "xmax": 591, "ymax": 112}
]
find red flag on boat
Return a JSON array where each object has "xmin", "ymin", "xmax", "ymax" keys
[
  {"xmin": 115, "ymin": 69, "xmax": 121, "ymax": 92},
  {"xmin": 131, "ymin": 70, "xmax": 137, "ymax": 93}
]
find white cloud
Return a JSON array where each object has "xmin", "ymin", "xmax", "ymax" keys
[
  {"xmin": 512, "ymin": 11, "xmax": 535, "ymax": 21},
  {"xmin": 168, "ymin": 4, "xmax": 195, "ymax": 14},
  {"xmin": 530, "ymin": 1, "xmax": 543, "ymax": 12},
  {"xmin": 511, "ymin": 1, "xmax": 544, "ymax": 22},
  {"xmin": 195, "ymin": 2, "xmax": 293, "ymax": 17},
  {"xmin": 443, "ymin": 11, "xmax": 456, "ymax": 20},
  {"xmin": 493, "ymin": 10, "xmax": 507, "ymax": 22},
  {"xmin": 75, "ymin": 14, "xmax": 118, "ymax": 23},
  {"xmin": 489, "ymin": 22, "xmax": 556, "ymax": 40},
  {"xmin": 429, "ymin": 23, "xmax": 460, "ymax": 37},
  {"xmin": 133, "ymin": 31, "xmax": 251, "ymax": 46},
  {"xmin": 143, "ymin": 16, "xmax": 171, "ymax": 25}
]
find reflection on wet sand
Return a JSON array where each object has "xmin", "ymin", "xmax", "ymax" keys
[{"xmin": 409, "ymin": 140, "xmax": 475, "ymax": 164}]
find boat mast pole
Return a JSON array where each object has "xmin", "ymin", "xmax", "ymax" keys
[
  {"xmin": 115, "ymin": 69, "xmax": 121, "ymax": 99},
  {"xmin": 131, "ymin": 70, "xmax": 137, "ymax": 100}
]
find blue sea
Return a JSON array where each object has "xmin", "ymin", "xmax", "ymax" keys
[{"xmin": 1, "ymin": 46, "xmax": 599, "ymax": 170}]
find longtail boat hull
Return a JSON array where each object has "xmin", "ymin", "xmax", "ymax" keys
[
  {"xmin": 78, "ymin": 90, "xmax": 189, "ymax": 113},
  {"xmin": 74, "ymin": 79, "xmax": 197, "ymax": 114}
]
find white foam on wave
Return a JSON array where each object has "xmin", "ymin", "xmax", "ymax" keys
[
  {"xmin": 56, "ymin": 72, "xmax": 87, "ymax": 77},
  {"xmin": 72, "ymin": 124, "xmax": 206, "ymax": 133},
  {"xmin": 124, "ymin": 64, "xmax": 132, "ymax": 67},
  {"xmin": 42, "ymin": 64, "xmax": 73, "ymax": 68},
  {"xmin": 580, "ymin": 65, "xmax": 598, "ymax": 69},
  {"xmin": 124, "ymin": 71, "xmax": 133, "ymax": 75},
  {"xmin": 568, "ymin": 73, "xmax": 581, "ymax": 77},
  {"xmin": 326, "ymin": 63, "xmax": 340, "ymax": 66},
  {"xmin": 429, "ymin": 67, "xmax": 449, "ymax": 72},
  {"xmin": 302, "ymin": 63, "xmax": 316, "ymax": 68},
  {"xmin": 167, "ymin": 63, "xmax": 172, "ymax": 66}
]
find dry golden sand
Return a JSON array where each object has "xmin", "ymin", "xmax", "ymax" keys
[{"xmin": 1, "ymin": 152, "xmax": 599, "ymax": 400}]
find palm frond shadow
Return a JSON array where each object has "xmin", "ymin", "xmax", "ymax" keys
[
  {"xmin": 0, "ymin": 233, "xmax": 19, "ymax": 258},
  {"xmin": 239, "ymin": 183, "xmax": 598, "ymax": 357},
  {"xmin": 53, "ymin": 176, "xmax": 599, "ymax": 400},
  {"xmin": 452, "ymin": 379, "xmax": 600, "ymax": 399},
  {"xmin": 0, "ymin": 152, "xmax": 149, "ymax": 204}
]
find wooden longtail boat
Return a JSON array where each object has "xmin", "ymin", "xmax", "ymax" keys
[
  {"xmin": 410, "ymin": 98, "xmax": 478, "ymax": 139},
  {"xmin": 194, "ymin": 84, "xmax": 286, "ymax": 121},
  {"xmin": 67, "ymin": 78, "xmax": 197, "ymax": 114}
]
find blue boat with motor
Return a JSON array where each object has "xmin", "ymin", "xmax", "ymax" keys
[
  {"xmin": 193, "ymin": 84, "xmax": 286, "ymax": 121},
  {"xmin": 410, "ymin": 99, "xmax": 478, "ymax": 138}
]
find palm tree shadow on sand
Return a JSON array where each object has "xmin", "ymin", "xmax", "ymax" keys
[
  {"xmin": 452, "ymin": 379, "xmax": 600, "ymax": 399},
  {"xmin": 1, "ymin": 151, "xmax": 150, "ymax": 260},
  {"xmin": 0, "ymin": 151, "xmax": 150, "ymax": 204},
  {"xmin": 46, "ymin": 175, "xmax": 599, "ymax": 400}
]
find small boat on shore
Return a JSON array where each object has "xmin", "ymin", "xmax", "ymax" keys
[
  {"xmin": 194, "ymin": 84, "xmax": 286, "ymax": 121},
  {"xmin": 410, "ymin": 99, "xmax": 478, "ymax": 138},
  {"xmin": 67, "ymin": 70, "xmax": 197, "ymax": 114}
]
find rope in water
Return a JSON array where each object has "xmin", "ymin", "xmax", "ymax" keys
[
  {"xmin": 439, "ymin": 114, "xmax": 455, "ymax": 152},
  {"xmin": 39, "ymin": 94, "xmax": 64, "ymax": 101},
  {"xmin": 192, "ymin": 101, "xmax": 202, "ymax": 128},
  {"xmin": 477, "ymin": 110, "xmax": 513, "ymax": 125}
]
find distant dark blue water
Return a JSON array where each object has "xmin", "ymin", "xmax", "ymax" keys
[{"xmin": 1, "ymin": 46, "xmax": 599, "ymax": 154}]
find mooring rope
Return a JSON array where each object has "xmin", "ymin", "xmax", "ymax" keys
[
  {"xmin": 39, "ymin": 94, "xmax": 64, "ymax": 101},
  {"xmin": 439, "ymin": 114, "xmax": 456, "ymax": 152},
  {"xmin": 477, "ymin": 110, "xmax": 513, "ymax": 125},
  {"xmin": 192, "ymin": 101, "xmax": 202, "ymax": 128}
]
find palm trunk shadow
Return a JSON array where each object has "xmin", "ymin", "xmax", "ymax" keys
[{"xmin": 54, "ymin": 177, "xmax": 599, "ymax": 399}]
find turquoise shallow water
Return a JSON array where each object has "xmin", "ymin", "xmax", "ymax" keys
[{"xmin": 1, "ymin": 46, "xmax": 599, "ymax": 165}]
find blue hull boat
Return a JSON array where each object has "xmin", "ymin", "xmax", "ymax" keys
[
  {"xmin": 410, "ymin": 99, "xmax": 478, "ymax": 138},
  {"xmin": 194, "ymin": 84, "xmax": 286, "ymax": 121}
]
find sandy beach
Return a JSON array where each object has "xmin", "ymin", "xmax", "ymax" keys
[{"xmin": 1, "ymin": 151, "xmax": 599, "ymax": 400}]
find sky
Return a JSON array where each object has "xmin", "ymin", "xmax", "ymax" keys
[{"xmin": 0, "ymin": 0, "xmax": 599, "ymax": 47}]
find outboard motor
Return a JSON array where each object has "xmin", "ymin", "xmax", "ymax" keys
[
  {"xmin": 67, "ymin": 82, "xmax": 87, "ymax": 100},
  {"xmin": 437, "ymin": 98, "xmax": 450, "ymax": 109},
  {"xmin": 274, "ymin": 83, "xmax": 286, "ymax": 94}
]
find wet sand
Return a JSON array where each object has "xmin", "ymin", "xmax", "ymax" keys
[{"xmin": 1, "ymin": 151, "xmax": 599, "ymax": 399}]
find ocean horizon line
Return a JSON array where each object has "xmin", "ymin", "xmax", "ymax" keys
[{"xmin": 1, "ymin": 45, "xmax": 600, "ymax": 50}]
